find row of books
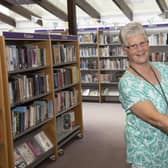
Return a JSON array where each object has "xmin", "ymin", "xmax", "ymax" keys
[
  {"xmin": 81, "ymin": 73, "xmax": 98, "ymax": 83},
  {"xmin": 79, "ymin": 32, "xmax": 120, "ymax": 44},
  {"xmin": 82, "ymin": 88, "xmax": 99, "ymax": 96},
  {"xmin": 12, "ymin": 100, "xmax": 53, "ymax": 137},
  {"xmin": 99, "ymin": 32, "xmax": 120, "ymax": 44},
  {"xmin": 100, "ymin": 72, "xmax": 123, "ymax": 83},
  {"xmin": 6, "ymin": 45, "xmax": 46, "ymax": 72},
  {"xmin": 100, "ymin": 46, "xmax": 125, "ymax": 57},
  {"xmin": 53, "ymin": 66, "xmax": 78, "ymax": 90},
  {"xmin": 80, "ymin": 59, "xmax": 98, "ymax": 69},
  {"xmin": 55, "ymin": 88, "xmax": 79, "ymax": 113},
  {"xmin": 9, "ymin": 72, "xmax": 49, "ymax": 104},
  {"xmin": 80, "ymin": 46, "xmax": 125, "ymax": 58},
  {"xmin": 80, "ymin": 47, "xmax": 98, "ymax": 57},
  {"xmin": 81, "ymin": 71, "xmax": 123, "ymax": 83},
  {"xmin": 78, "ymin": 32, "xmax": 97, "ymax": 43},
  {"xmin": 82, "ymin": 88, "xmax": 119, "ymax": 96},
  {"xmin": 148, "ymin": 32, "xmax": 168, "ymax": 45},
  {"xmin": 56, "ymin": 111, "xmax": 75, "ymax": 139},
  {"xmin": 100, "ymin": 58, "xmax": 128, "ymax": 70},
  {"xmin": 150, "ymin": 52, "xmax": 168, "ymax": 62},
  {"xmin": 52, "ymin": 44, "xmax": 76, "ymax": 65},
  {"xmin": 14, "ymin": 131, "xmax": 53, "ymax": 168},
  {"xmin": 79, "ymin": 31, "xmax": 168, "ymax": 46},
  {"xmin": 102, "ymin": 88, "xmax": 119, "ymax": 96}
]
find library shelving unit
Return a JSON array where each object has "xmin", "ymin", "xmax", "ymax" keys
[
  {"xmin": 99, "ymin": 29, "xmax": 128, "ymax": 102},
  {"xmin": 78, "ymin": 28, "xmax": 128, "ymax": 102},
  {"xmin": 147, "ymin": 29, "xmax": 168, "ymax": 63},
  {"xmin": 50, "ymin": 34, "xmax": 83, "ymax": 150},
  {"xmin": 0, "ymin": 31, "xmax": 83, "ymax": 167},
  {"xmin": 78, "ymin": 28, "xmax": 101, "ymax": 102},
  {"xmin": 0, "ymin": 32, "xmax": 57, "ymax": 168},
  {"xmin": 0, "ymin": 43, "xmax": 9, "ymax": 167}
]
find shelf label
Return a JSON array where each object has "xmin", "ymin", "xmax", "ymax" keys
[
  {"xmin": 62, "ymin": 36, "xmax": 68, "ymax": 40},
  {"xmin": 24, "ymin": 33, "xmax": 34, "ymax": 39},
  {"xmin": 3, "ymin": 32, "xmax": 48, "ymax": 40}
]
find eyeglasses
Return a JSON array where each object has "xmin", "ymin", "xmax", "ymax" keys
[{"xmin": 125, "ymin": 40, "xmax": 149, "ymax": 50}]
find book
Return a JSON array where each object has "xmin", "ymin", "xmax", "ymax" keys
[
  {"xmin": 69, "ymin": 111, "xmax": 75, "ymax": 127},
  {"xmin": 102, "ymin": 88, "xmax": 119, "ymax": 96},
  {"xmin": 16, "ymin": 142, "xmax": 36, "ymax": 165},
  {"xmin": 62, "ymin": 112, "xmax": 72, "ymax": 131},
  {"xmin": 26, "ymin": 137, "xmax": 44, "ymax": 157},
  {"xmin": 56, "ymin": 116, "xmax": 63, "ymax": 137},
  {"xmin": 52, "ymin": 44, "xmax": 60, "ymax": 64},
  {"xmin": 89, "ymin": 89, "xmax": 98, "ymax": 96},
  {"xmin": 62, "ymin": 111, "xmax": 75, "ymax": 131},
  {"xmin": 12, "ymin": 106, "xmax": 28, "ymax": 135},
  {"xmin": 47, "ymin": 100, "xmax": 54, "ymax": 119},
  {"xmin": 34, "ymin": 131, "xmax": 53, "ymax": 152},
  {"xmin": 14, "ymin": 149, "xmax": 27, "ymax": 168},
  {"xmin": 33, "ymin": 100, "xmax": 48, "ymax": 122},
  {"xmin": 82, "ymin": 88, "xmax": 90, "ymax": 96},
  {"xmin": 71, "ymin": 66, "xmax": 79, "ymax": 84}
]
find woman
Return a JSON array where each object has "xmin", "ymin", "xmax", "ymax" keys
[{"xmin": 118, "ymin": 22, "xmax": 168, "ymax": 168}]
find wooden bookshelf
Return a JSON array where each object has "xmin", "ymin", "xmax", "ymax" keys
[
  {"xmin": 79, "ymin": 28, "xmax": 128, "ymax": 102},
  {"xmin": 148, "ymin": 31, "xmax": 168, "ymax": 63},
  {"xmin": 78, "ymin": 29, "xmax": 101, "ymax": 102},
  {"xmin": 0, "ymin": 39, "xmax": 8, "ymax": 167},
  {"xmin": 50, "ymin": 34, "xmax": 83, "ymax": 151},
  {"xmin": 0, "ymin": 32, "xmax": 83, "ymax": 167}
]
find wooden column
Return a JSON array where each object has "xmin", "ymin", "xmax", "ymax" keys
[{"xmin": 67, "ymin": 0, "xmax": 77, "ymax": 35}]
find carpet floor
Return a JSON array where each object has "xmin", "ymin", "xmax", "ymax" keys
[{"xmin": 37, "ymin": 102, "xmax": 130, "ymax": 168}]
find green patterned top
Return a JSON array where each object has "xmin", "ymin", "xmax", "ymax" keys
[{"xmin": 119, "ymin": 62, "xmax": 168, "ymax": 168}]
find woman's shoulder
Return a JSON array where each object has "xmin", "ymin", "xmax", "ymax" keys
[
  {"xmin": 119, "ymin": 71, "xmax": 131, "ymax": 82},
  {"xmin": 119, "ymin": 70, "xmax": 138, "ymax": 87},
  {"xmin": 151, "ymin": 62, "xmax": 168, "ymax": 71}
]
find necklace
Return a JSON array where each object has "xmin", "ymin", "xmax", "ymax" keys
[{"xmin": 129, "ymin": 65, "xmax": 168, "ymax": 107}]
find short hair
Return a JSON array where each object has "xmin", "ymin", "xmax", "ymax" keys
[{"xmin": 119, "ymin": 22, "xmax": 148, "ymax": 46}]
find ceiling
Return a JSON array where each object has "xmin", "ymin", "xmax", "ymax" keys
[{"xmin": 0, "ymin": 0, "xmax": 168, "ymax": 32}]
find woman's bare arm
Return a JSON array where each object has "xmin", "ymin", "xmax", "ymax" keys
[{"xmin": 131, "ymin": 100, "xmax": 168, "ymax": 132}]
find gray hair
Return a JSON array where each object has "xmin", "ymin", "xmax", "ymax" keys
[{"xmin": 119, "ymin": 22, "xmax": 148, "ymax": 46}]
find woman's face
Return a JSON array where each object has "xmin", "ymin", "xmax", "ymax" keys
[{"xmin": 124, "ymin": 34, "xmax": 149, "ymax": 65}]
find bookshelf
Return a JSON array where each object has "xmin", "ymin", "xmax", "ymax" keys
[
  {"xmin": 0, "ymin": 41, "xmax": 8, "ymax": 167},
  {"xmin": 148, "ymin": 30, "xmax": 168, "ymax": 63},
  {"xmin": 99, "ymin": 30, "xmax": 128, "ymax": 102},
  {"xmin": 78, "ymin": 29, "xmax": 101, "ymax": 102},
  {"xmin": 0, "ymin": 32, "xmax": 83, "ymax": 167},
  {"xmin": 79, "ymin": 28, "xmax": 128, "ymax": 102},
  {"xmin": 50, "ymin": 34, "xmax": 83, "ymax": 150}
]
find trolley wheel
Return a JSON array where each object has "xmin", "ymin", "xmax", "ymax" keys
[
  {"xmin": 77, "ymin": 133, "xmax": 83, "ymax": 139},
  {"xmin": 49, "ymin": 154, "xmax": 56, "ymax": 161},
  {"xmin": 58, "ymin": 149, "xmax": 64, "ymax": 156}
]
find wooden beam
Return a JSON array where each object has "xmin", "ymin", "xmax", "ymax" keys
[
  {"xmin": 1, "ymin": 0, "xmax": 43, "ymax": 26},
  {"xmin": 75, "ymin": 0, "xmax": 100, "ymax": 19},
  {"xmin": 112, "ymin": 0, "xmax": 133, "ymax": 21},
  {"xmin": 4, "ymin": 0, "xmax": 34, "ymax": 4},
  {"xmin": 34, "ymin": 0, "xmax": 67, "ymax": 21},
  {"xmin": 0, "ymin": 12, "xmax": 16, "ymax": 27},
  {"xmin": 67, "ymin": 0, "xmax": 77, "ymax": 35},
  {"xmin": 156, "ymin": 0, "xmax": 168, "ymax": 12}
]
